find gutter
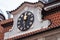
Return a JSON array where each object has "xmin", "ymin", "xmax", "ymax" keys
[{"xmin": 44, "ymin": 2, "xmax": 60, "ymax": 11}]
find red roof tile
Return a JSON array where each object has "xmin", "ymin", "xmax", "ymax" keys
[
  {"xmin": 0, "ymin": 18, "xmax": 13, "ymax": 25},
  {"xmin": 44, "ymin": 12, "xmax": 60, "ymax": 28},
  {"xmin": 0, "ymin": 18, "xmax": 13, "ymax": 33},
  {"xmin": 0, "ymin": 25, "xmax": 4, "ymax": 33}
]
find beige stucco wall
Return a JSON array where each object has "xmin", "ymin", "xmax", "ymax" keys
[{"xmin": 12, "ymin": 6, "xmax": 43, "ymax": 35}]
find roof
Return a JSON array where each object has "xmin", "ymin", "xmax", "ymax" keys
[
  {"xmin": 0, "ymin": 18, "xmax": 13, "ymax": 25},
  {"xmin": 0, "ymin": 11, "xmax": 59, "ymax": 40},
  {"xmin": 39, "ymin": 0, "xmax": 56, "ymax": 4},
  {"xmin": 9, "ymin": 2, "xmax": 44, "ymax": 15},
  {"xmin": 0, "ymin": 25, "xmax": 4, "ymax": 33},
  {"xmin": 0, "ymin": 18, "xmax": 13, "ymax": 33}
]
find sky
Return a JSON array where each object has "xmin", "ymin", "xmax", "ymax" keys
[
  {"xmin": 0, "ymin": 0, "xmax": 38, "ymax": 19},
  {"xmin": 0, "ymin": 0, "xmax": 38, "ymax": 11}
]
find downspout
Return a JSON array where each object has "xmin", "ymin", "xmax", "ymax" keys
[{"xmin": 6, "ymin": 11, "xmax": 11, "ymax": 18}]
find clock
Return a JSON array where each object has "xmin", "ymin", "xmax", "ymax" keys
[{"xmin": 17, "ymin": 11, "xmax": 34, "ymax": 31}]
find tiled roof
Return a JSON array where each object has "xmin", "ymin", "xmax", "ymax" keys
[
  {"xmin": 1, "ymin": 11, "xmax": 60, "ymax": 40},
  {"xmin": 0, "ymin": 18, "xmax": 13, "ymax": 40},
  {"xmin": 0, "ymin": 18, "xmax": 13, "ymax": 25},
  {"xmin": 0, "ymin": 25, "xmax": 4, "ymax": 33},
  {"xmin": 0, "ymin": 18, "xmax": 13, "ymax": 33},
  {"xmin": 44, "ymin": 11, "xmax": 60, "ymax": 28}
]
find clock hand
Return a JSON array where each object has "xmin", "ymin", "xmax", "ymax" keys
[
  {"xmin": 23, "ymin": 21, "xmax": 25, "ymax": 28},
  {"xmin": 23, "ymin": 12, "xmax": 28, "ymax": 30},
  {"xmin": 24, "ymin": 12, "xmax": 27, "ymax": 20},
  {"xmin": 23, "ymin": 19, "xmax": 27, "ymax": 30}
]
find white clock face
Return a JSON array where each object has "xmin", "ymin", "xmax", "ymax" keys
[{"xmin": 17, "ymin": 11, "xmax": 34, "ymax": 31}]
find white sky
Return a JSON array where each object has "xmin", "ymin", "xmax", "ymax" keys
[{"xmin": 0, "ymin": 0, "xmax": 38, "ymax": 11}]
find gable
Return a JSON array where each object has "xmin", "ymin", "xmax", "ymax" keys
[{"xmin": 10, "ymin": 2, "xmax": 44, "ymax": 15}]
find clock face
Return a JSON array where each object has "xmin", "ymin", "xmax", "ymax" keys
[{"xmin": 17, "ymin": 11, "xmax": 34, "ymax": 31}]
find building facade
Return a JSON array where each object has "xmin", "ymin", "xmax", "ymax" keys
[{"xmin": 0, "ymin": 1, "xmax": 60, "ymax": 40}]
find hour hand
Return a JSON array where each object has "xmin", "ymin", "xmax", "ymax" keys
[
  {"xmin": 24, "ymin": 13, "xmax": 27, "ymax": 20},
  {"xmin": 24, "ymin": 15, "xmax": 27, "ymax": 20}
]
